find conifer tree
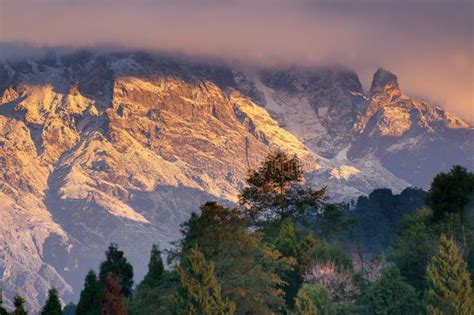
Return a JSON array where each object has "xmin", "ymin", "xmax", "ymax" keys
[
  {"xmin": 12, "ymin": 295, "xmax": 27, "ymax": 315},
  {"xmin": 0, "ymin": 290, "xmax": 8, "ymax": 315},
  {"xmin": 40, "ymin": 288, "xmax": 62, "ymax": 315},
  {"xmin": 101, "ymin": 273, "xmax": 128, "ymax": 315},
  {"xmin": 426, "ymin": 235, "xmax": 474, "ymax": 315},
  {"xmin": 140, "ymin": 244, "xmax": 164, "ymax": 289},
  {"xmin": 77, "ymin": 270, "xmax": 101, "ymax": 315},
  {"xmin": 177, "ymin": 246, "xmax": 235, "ymax": 315},
  {"xmin": 99, "ymin": 243, "xmax": 134, "ymax": 297}
]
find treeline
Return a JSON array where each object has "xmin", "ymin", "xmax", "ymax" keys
[{"xmin": 3, "ymin": 152, "xmax": 473, "ymax": 314}]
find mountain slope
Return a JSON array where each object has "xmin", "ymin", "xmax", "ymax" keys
[{"xmin": 0, "ymin": 52, "xmax": 471, "ymax": 310}]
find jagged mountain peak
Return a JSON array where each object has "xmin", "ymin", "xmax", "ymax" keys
[{"xmin": 370, "ymin": 68, "xmax": 400, "ymax": 97}]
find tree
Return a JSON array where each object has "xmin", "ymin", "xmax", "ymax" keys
[
  {"xmin": 140, "ymin": 244, "xmax": 164, "ymax": 289},
  {"xmin": 426, "ymin": 235, "xmax": 473, "ymax": 315},
  {"xmin": 239, "ymin": 150, "xmax": 326, "ymax": 230},
  {"xmin": 76, "ymin": 270, "xmax": 101, "ymax": 315},
  {"xmin": 99, "ymin": 243, "xmax": 134, "ymax": 297},
  {"xmin": 361, "ymin": 266, "xmax": 420, "ymax": 315},
  {"xmin": 389, "ymin": 208, "xmax": 438, "ymax": 291},
  {"xmin": 12, "ymin": 295, "xmax": 27, "ymax": 315},
  {"xmin": 177, "ymin": 246, "xmax": 235, "ymax": 315},
  {"xmin": 41, "ymin": 288, "xmax": 62, "ymax": 315},
  {"xmin": 426, "ymin": 165, "xmax": 474, "ymax": 247},
  {"xmin": 293, "ymin": 283, "xmax": 336, "ymax": 315},
  {"xmin": 130, "ymin": 247, "xmax": 178, "ymax": 314},
  {"xmin": 173, "ymin": 202, "xmax": 289, "ymax": 314},
  {"xmin": 101, "ymin": 273, "xmax": 128, "ymax": 315},
  {"xmin": 62, "ymin": 303, "xmax": 77, "ymax": 315}
]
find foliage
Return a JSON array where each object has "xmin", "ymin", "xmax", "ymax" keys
[
  {"xmin": 349, "ymin": 188, "xmax": 426, "ymax": 253},
  {"xmin": 40, "ymin": 288, "xmax": 62, "ymax": 315},
  {"xmin": 129, "ymin": 249, "xmax": 179, "ymax": 315},
  {"xmin": 99, "ymin": 243, "xmax": 134, "ymax": 297},
  {"xmin": 62, "ymin": 303, "xmax": 77, "ymax": 315},
  {"xmin": 360, "ymin": 266, "xmax": 420, "ymax": 315},
  {"xmin": 76, "ymin": 270, "xmax": 101, "ymax": 315},
  {"xmin": 426, "ymin": 165, "xmax": 474, "ymax": 222},
  {"xmin": 239, "ymin": 150, "xmax": 327, "ymax": 230},
  {"xmin": 101, "ymin": 273, "xmax": 128, "ymax": 315},
  {"xmin": 13, "ymin": 295, "xmax": 27, "ymax": 315},
  {"xmin": 293, "ymin": 283, "xmax": 337, "ymax": 315},
  {"xmin": 388, "ymin": 208, "xmax": 438, "ymax": 292},
  {"xmin": 425, "ymin": 235, "xmax": 473, "ymax": 315},
  {"xmin": 177, "ymin": 246, "xmax": 235, "ymax": 315},
  {"xmin": 140, "ymin": 244, "xmax": 165, "ymax": 289},
  {"xmin": 174, "ymin": 201, "xmax": 290, "ymax": 314}
]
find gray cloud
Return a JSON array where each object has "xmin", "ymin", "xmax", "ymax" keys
[{"xmin": 0, "ymin": 0, "xmax": 472, "ymax": 121}]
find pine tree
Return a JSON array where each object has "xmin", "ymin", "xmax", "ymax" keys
[
  {"xmin": 140, "ymin": 244, "xmax": 164, "ymax": 289},
  {"xmin": 101, "ymin": 273, "xmax": 128, "ymax": 315},
  {"xmin": 40, "ymin": 288, "xmax": 62, "ymax": 315},
  {"xmin": 12, "ymin": 295, "xmax": 27, "ymax": 315},
  {"xmin": 0, "ymin": 290, "xmax": 8, "ymax": 315},
  {"xmin": 77, "ymin": 270, "xmax": 101, "ymax": 315},
  {"xmin": 426, "ymin": 235, "xmax": 474, "ymax": 315},
  {"xmin": 99, "ymin": 243, "xmax": 134, "ymax": 297},
  {"xmin": 177, "ymin": 246, "xmax": 235, "ymax": 315}
]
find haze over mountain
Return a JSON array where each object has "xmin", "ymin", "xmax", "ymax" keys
[{"xmin": 0, "ymin": 50, "xmax": 472, "ymax": 310}]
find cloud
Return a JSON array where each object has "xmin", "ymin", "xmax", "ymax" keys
[{"xmin": 0, "ymin": 0, "xmax": 472, "ymax": 121}]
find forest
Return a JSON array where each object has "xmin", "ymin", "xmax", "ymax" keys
[{"xmin": 2, "ymin": 151, "xmax": 473, "ymax": 315}]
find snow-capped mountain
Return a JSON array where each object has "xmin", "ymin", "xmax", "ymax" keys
[{"xmin": 0, "ymin": 51, "xmax": 471, "ymax": 310}]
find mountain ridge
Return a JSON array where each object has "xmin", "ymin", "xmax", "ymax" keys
[{"xmin": 0, "ymin": 51, "xmax": 472, "ymax": 310}]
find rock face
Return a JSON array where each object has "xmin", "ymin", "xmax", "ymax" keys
[{"xmin": 0, "ymin": 52, "xmax": 472, "ymax": 311}]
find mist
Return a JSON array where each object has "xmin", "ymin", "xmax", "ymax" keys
[{"xmin": 0, "ymin": 0, "xmax": 472, "ymax": 122}]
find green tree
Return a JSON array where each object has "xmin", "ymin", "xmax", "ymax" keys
[
  {"xmin": 177, "ymin": 246, "xmax": 235, "ymax": 315},
  {"xmin": 174, "ymin": 202, "xmax": 289, "ymax": 314},
  {"xmin": 101, "ymin": 273, "xmax": 128, "ymax": 315},
  {"xmin": 140, "ymin": 244, "xmax": 164, "ymax": 289},
  {"xmin": 130, "ymin": 247, "xmax": 179, "ymax": 315},
  {"xmin": 239, "ymin": 150, "xmax": 326, "ymax": 230},
  {"xmin": 389, "ymin": 208, "xmax": 438, "ymax": 291},
  {"xmin": 41, "ymin": 288, "xmax": 62, "ymax": 315},
  {"xmin": 12, "ymin": 295, "xmax": 27, "ymax": 315},
  {"xmin": 293, "ymin": 283, "xmax": 336, "ymax": 315},
  {"xmin": 99, "ymin": 244, "xmax": 134, "ymax": 297},
  {"xmin": 0, "ymin": 290, "xmax": 8, "ymax": 315},
  {"xmin": 76, "ymin": 270, "xmax": 101, "ymax": 315},
  {"xmin": 361, "ymin": 266, "xmax": 420, "ymax": 315},
  {"xmin": 426, "ymin": 165, "xmax": 474, "ymax": 246},
  {"xmin": 426, "ymin": 235, "xmax": 474, "ymax": 315},
  {"xmin": 62, "ymin": 303, "xmax": 76, "ymax": 315}
]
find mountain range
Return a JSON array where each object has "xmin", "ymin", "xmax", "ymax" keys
[{"xmin": 0, "ymin": 51, "xmax": 472, "ymax": 310}]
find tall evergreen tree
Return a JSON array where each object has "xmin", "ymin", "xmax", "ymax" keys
[
  {"xmin": 76, "ymin": 270, "xmax": 101, "ymax": 315},
  {"xmin": 99, "ymin": 243, "xmax": 134, "ymax": 297},
  {"xmin": 101, "ymin": 273, "xmax": 127, "ymax": 315},
  {"xmin": 62, "ymin": 303, "xmax": 77, "ymax": 315},
  {"xmin": 174, "ymin": 202, "xmax": 289, "ymax": 314},
  {"xmin": 12, "ymin": 295, "xmax": 27, "ymax": 315},
  {"xmin": 0, "ymin": 290, "xmax": 8, "ymax": 315},
  {"xmin": 426, "ymin": 235, "xmax": 474, "ymax": 315},
  {"xmin": 239, "ymin": 150, "xmax": 326, "ymax": 229},
  {"xmin": 177, "ymin": 246, "xmax": 235, "ymax": 315},
  {"xmin": 40, "ymin": 288, "xmax": 62, "ymax": 315},
  {"xmin": 140, "ymin": 244, "xmax": 164, "ymax": 289}
]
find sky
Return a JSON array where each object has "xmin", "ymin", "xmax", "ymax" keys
[{"xmin": 0, "ymin": 0, "xmax": 473, "ymax": 122}]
